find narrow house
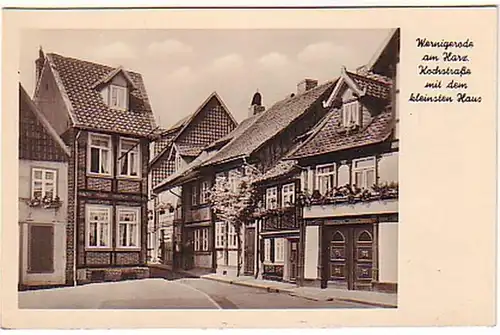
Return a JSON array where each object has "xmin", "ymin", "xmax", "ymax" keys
[
  {"xmin": 18, "ymin": 84, "xmax": 71, "ymax": 289},
  {"xmin": 286, "ymin": 29, "xmax": 400, "ymax": 292},
  {"xmin": 148, "ymin": 92, "xmax": 237, "ymax": 267},
  {"xmin": 33, "ymin": 49, "xmax": 157, "ymax": 284}
]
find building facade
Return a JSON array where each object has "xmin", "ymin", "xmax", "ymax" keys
[
  {"xmin": 33, "ymin": 50, "xmax": 157, "ymax": 283},
  {"xmin": 287, "ymin": 29, "xmax": 400, "ymax": 292},
  {"xmin": 149, "ymin": 92, "xmax": 237, "ymax": 269},
  {"xmin": 18, "ymin": 84, "xmax": 71, "ymax": 288}
]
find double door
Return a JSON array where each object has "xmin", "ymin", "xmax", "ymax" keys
[{"xmin": 325, "ymin": 224, "xmax": 374, "ymax": 290}]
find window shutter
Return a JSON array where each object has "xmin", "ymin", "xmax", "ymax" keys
[
  {"xmin": 259, "ymin": 238, "xmax": 265, "ymax": 262},
  {"xmin": 270, "ymin": 238, "xmax": 275, "ymax": 263}
]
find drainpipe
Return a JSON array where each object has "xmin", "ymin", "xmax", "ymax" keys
[{"xmin": 73, "ymin": 129, "xmax": 82, "ymax": 286}]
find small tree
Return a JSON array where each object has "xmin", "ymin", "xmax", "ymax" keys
[{"xmin": 209, "ymin": 165, "xmax": 261, "ymax": 276}]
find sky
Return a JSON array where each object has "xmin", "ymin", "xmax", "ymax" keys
[{"xmin": 20, "ymin": 29, "xmax": 392, "ymax": 129}]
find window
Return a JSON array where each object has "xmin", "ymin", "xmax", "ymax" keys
[
  {"xmin": 228, "ymin": 169, "xmax": 240, "ymax": 192},
  {"xmin": 32, "ymin": 168, "xmax": 57, "ymax": 199},
  {"xmin": 175, "ymin": 151, "xmax": 183, "ymax": 172},
  {"xmin": 352, "ymin": 157, "xmax": 376, "ymax": 189},
  {"xmin": 194, "ymin": 228, "xmax": 209, "ymax": 251},
  {"xmin": 264, "ymin": 239, "xmax": 271, "ymax": 263},
  {"xmin": 342, "ymin": 101, "xmax": 360, "ymax": 127},
  {"xmin": 200, "ymin": 180, "xmax": 210, "ymax": 204},
  {"xmin": 117, "ymin": 207, "xmax": 140, "ymax": 248},
  {"xmin": 191, "ymin": 184, "xmax": 199, "ymax": 206},
  {"xmin": 215, "ymin": 222, "xmax": 226, "ymax": 248},
  {"xmin": 86, "ymin": 205, "xmax": 111, "ymax": 248},
  {"xmin": 110, "ymin": 85, "xmax": 127, "ymax": 110},
  {"xmin": 282, "ymin": 183, "xmax": 295, "ymax": 207},
  {"xmin": 119, "ymin": 138, "xmax": 140, "ymax": 178},
  {"xmin": 265, "ymin": 187, "xmax": 278, "ymax": 209},
  {"xmin": 316, "ymin": 164, "xmax": 336, "ymax": 195},
  {"xmin": 228, "ymin": 223, "xmax": 237, "ymax": 248},
  {"xmin": 89, "ymin": 133, "xmax": 112, "ymax": 175},
  {"xmin": 275, "ymin": 238, "xmax": 285, "ymax": 263}
]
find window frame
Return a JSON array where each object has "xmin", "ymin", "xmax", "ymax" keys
[
  {"xmin": 191, "ymin": 183, "xmax": 199, "ymax": 206},
  {"xmin": 265, "ymin": 187, "xmax": 278, "ymax": 210},
  {"xmin": 31, "ymin": 167, "xmax": 57, "ymax": 199},
  {"xmin": 200, "ymin": 180, "xmax": 210, "ymax": 204},
  {"xmin": 118, "ymin": 137, "xmax": 141, "ymax": 179},
  {"xmin": 275, "ymin": 238, "xmax": 285, "ymax": 263},
  {"xmin": 342, "ymin": 100, "xmax": 360, "ymax": 127},
  {"xmin": 281, "ymin": 183, "xmax": 295, "ymax": 207},
  {"xmin": 109, "ymin": 84, "xmax": 128, "ymax": 110},
  {"xmin": 352, "ymin": 156, "xmax": 377, "ymax": 189},
  {"xmin": 264, "ymin": 239, "xmax": 272, "ymax": 263},
  {"xmin": 316, "ymin": 163, "xmax": 336, "ymax": 195},
  {"xmin": 228, "ymin": 223, "xmax": 237, "ymax": 248},
  {"xmin": 85, "ymin": 204, "xmax": 112, "ymax": 250},
  {"xmin": 194, "ymin": 228, "xmax": 209, "ymax": 252},
  {"xmin": 116, "ymin": 206, "xmax": 141, "ymax": 250},
  {"xmin": 215, "ymin": 221, "xmax": 226, "ymax": 249},
  {"xmin": 88, "ymin": 133, "xmax": 113, "ymax": 176}
]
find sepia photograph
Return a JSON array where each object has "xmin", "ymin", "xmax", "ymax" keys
[
  {"xmin": 2, "ymin": 6, "xmax": 497, "ymax": 329},
  {"xmin": 17, "ymin": 27, "xmax": 399, "ymax": 309}
]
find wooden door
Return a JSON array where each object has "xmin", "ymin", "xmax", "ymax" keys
[
  {"xmin": 326, "ymin": 225, "xmax": 374, "ymax": 290},
  {"xmin": 244, "ymin": 227, "xmax": 255, "ymax": 275},
  {"xmin": 289, "ymin": 239, "xmax": 299, "ymax": 282}
]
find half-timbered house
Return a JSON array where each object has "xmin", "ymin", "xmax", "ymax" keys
[
  {"xmin": 148, "ymin": 92, "xmax": 237, "ymax": 267},
  {"xmin": 33, "ymin": 49, "xmax": 157, "ymax": 284},
  {"xmin": 286, "ymin": 29, "xmax": 400, "ymax": 292}
]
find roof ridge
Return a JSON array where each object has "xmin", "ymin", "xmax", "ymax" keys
[{"xmin": 46, "ymin": 52, "xmax": 141, "ymax": 76}]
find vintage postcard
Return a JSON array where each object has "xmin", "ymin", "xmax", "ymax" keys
[{"xmin": 1, "ymin": 6, "xmax": 497, "ymax": 329}]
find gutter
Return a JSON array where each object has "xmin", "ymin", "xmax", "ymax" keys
[{"xmin": 73, "ymin": 129, "xmax": 82, "ymax": 286}]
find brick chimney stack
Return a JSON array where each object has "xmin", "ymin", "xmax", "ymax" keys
[
  {"xmin": 248, "ymin": 90, "xmax": 265, "ymax": 117},
  {"xmin": 35, "ymin": 46, "xmax": 45, "ymax": 84},
  {"xmin": 297, "ymin": 79, "xmax": 318, "ymax": 95}
]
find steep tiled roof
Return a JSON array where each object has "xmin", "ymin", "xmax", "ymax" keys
[
  {"xmin": 176, "ymin": 143, "xmax": 205, "ymax": 157},
  {"xmin": 203, "ymin": 81, "xmax": 335, "ymax": 166},
  {"xmin": 348, "ymin": 71, "xmax": 392, "ymax": 100},
  {"xmin": 205, "ymin": 113, "xmax": 260, "ymax": 150},
  {"xmin": 254, "ymin": 159, "xmax": 298, "ymax": 184},
  {"xmin": 287, "ymin": 73, "xmax": 394, "ymax": 160},
  {"xmin": 43, "ymin": 53, "xmax": 156, "ymax": 137}
]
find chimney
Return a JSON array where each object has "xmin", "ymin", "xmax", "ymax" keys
[
  {"xmin": 248, "ymin": 91, "xmax": 265, "ymax": 117},
  {"xmin": 297, "ymin": 79, "xmax": 318, "ymax": 95},
  {"xmin": 35, "ymin": 46, "xmax": 45, "ymax": 83}
]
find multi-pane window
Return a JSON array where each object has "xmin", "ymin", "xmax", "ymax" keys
[
  {"xmin": 342, "ymin": 101, "xmax": 360, "ymax": 127},
  {"xmin": 352, "ymin": 157, "xmax": 376, "ymax": 189},
  {"xmin": 110, "ymin": 85, "xmax": 128, "ymax": 110},
  {"xmin": 265, "ymin": 187, "xmax": 278, "ymax": 209},
  {"xmin": 228, "ymin": 223, "xmax": 237, "ymax": 248},
  {"xmin": 200, "ymin": 180, "xmax": 210, "ymax": 204},
  {"xmin": 282, "ymin": 183, "xmax": 295, "ymax": 207},
  {"xmin": 175, "ymin": 151, "xmax": 183, "ymax": 172},
  {"xmin": 119, "ymin": 138, "xmax": 140, "ymax": 178},
  {"xmin": 275, "ymin": 238, "xmax": 285, "ymax": 263},
  {"xmin": 215, "ymin": 222, "xmax": 226, "ymax": 248},
  {"xmin": 191, "ymin": 184, "xmax": 199, "ymax": 206},
  {"xmin": 264, "ymin": 239, "xmax": 271, "ymax": 263},
  {"xmin": 316, "ymin": 164, "xmax": 336, "ymax": 195},
  {"xmin": 228, "ymin": 169, "xmax": 240, "ymax": 192},
  {"xmin": 117, "ymin": 207, "xmax": 140, "ymax": 248},
  {"xmin": 32, "ymin": 168, "xmax": 56, "ymax": 199},
  {"xmin": 89, "ymin": 133, "xmax": 112, "ymax": 175},
  {"xmin": 194, "ymin": 228, "xmax": 209, "ymax": 251},
  {"xmin": 86, "ymin": 205, "xmax": 111, "ymax": 248}
]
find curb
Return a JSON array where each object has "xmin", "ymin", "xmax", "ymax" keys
[{"xmin": 202, "ymin": 276, "xmax": 397, "ymax": 308}]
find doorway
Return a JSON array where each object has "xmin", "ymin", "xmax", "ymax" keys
[
  {"xmin": 288, "ymin": 239, "xmax": 299, "ymax": 282},
  {"xmin": 325, "ymin": 224, "xmax": 374, "ymax": 290}
]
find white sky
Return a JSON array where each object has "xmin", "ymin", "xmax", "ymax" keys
[{"xmin": 20, "ymin": 29, "xmax": 392, "ymax": 129}]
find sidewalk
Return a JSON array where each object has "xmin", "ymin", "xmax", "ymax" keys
[{"xmin": 201, "ymin": 273, "xmax": 397, "ymax": 308}]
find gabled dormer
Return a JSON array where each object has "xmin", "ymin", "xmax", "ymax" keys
[
  {"xmin": 92, "ymin": 66, "xmax": 138, "ymax": 111},
  {"xmin": 324, "ymin": 66, "xmax": 392, "ymax": 132}
]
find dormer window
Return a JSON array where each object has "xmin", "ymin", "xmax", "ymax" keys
[
  {"xmin": 110, "ymin": 85, "xmax": 128, "ymax": 110},
  {"xmin": 342, "ymin": 101, "xmax": 360, "ymax": 128}
]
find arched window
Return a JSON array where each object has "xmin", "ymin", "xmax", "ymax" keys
[
  {"xmin": 358, "ymin": 230, "xmax": 373, "ymax": 242},
  {"xmin": 332, "ymin": 231, "xmax": 345, "ymax": 242}
]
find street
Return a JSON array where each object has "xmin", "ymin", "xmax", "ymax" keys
[{"xmin": 18, "ymin": 278, "xmax": 370, "ymax": 309}]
